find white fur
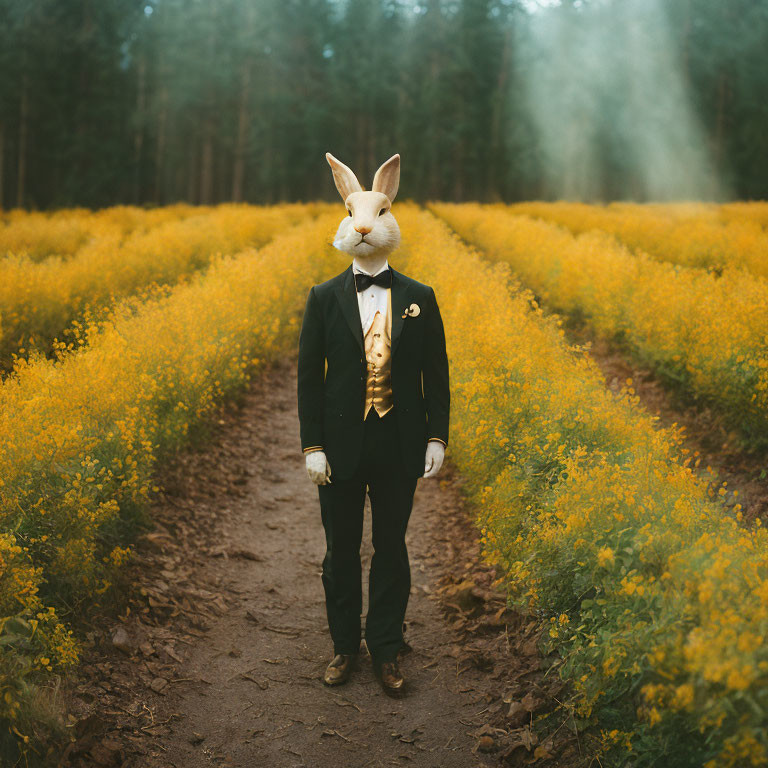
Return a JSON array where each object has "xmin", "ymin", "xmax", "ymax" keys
[{"xmin": 326, "ymin": 153, "xmax": 402, "ymax": 267}]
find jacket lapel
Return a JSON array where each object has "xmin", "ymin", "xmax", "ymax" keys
[
  {"xmin": 333, "ymin": 263, "xmax": 409, "ymax": 357},
  {"xmin": 389, "ymin": 266, "xmax": 408, "ymax": 358},
  {"xmin": 334, "ymin": 264, "xmax": 364, "ymax": 355}
]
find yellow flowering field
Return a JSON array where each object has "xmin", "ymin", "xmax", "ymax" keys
[
  {"xmin": 0, "ymin": 209, "xmax": 344, "ymax": 755},
  {"xmin": 0, "ymin": 203, "xmax": 327, "ymax": 370},
  {"xmin": 3, "ymin": 202, "xmax": 767, "ymax": 767},
  {"xmin": 393, "ymin": 204, "xmax": 768, "ymax": 767},
  {"xmin": 720, "ymin": 201, "xmax": 768, "ymax": 229},
  {"xmin": 503, "ymin": 200, "xmax": 768, "ymax": 278},
  {"xmin": 0, "ymin": 203, "xmax": 204, "ymax": 263},
  {"xmin": 430, "ymin": 202, "xmax": 768, "ymax": 452}
]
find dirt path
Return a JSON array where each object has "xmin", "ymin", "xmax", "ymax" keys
[{"xmin": 60, "ymin": 357, "xmax": 574, "ymax": 768}]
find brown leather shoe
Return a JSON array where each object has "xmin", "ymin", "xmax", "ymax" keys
[
  {"xmin": 375, "ymin": 659, "xmax": 405, "ymax": 693},
  {"xmin": 323, "ymin": 654, "xmax": 355, "ymax": 686}
]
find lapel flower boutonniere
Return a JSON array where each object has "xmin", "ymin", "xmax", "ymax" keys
[{"xmin": 401, "ymin": 303, "xmax": 420, "ymax": 319}]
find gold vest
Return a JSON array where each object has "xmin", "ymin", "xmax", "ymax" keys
[{"xmin": 363, "ymin": 288, "xmax": 393, "ymax": 419}]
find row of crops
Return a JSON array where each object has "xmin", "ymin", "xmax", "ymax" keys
[
  {"xmin": 431, "ymin": 202, "xmax": 768, "ymax": 454},
  {"xmin": 503, "ymin": 200, "xmax": 768, "ymax": 278},
  {"xmin": 1, "ymin": 201, "xmax": 767, "ymax": 766},
  {"xmin": 0, "ymin": 202, "xmax": 327, "ymax": 369}
]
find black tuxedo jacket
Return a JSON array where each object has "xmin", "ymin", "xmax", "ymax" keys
[{"xmin": 297, "ymin": 263, "xmax": 450, "ymax": 481}]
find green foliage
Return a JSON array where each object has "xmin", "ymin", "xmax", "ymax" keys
[{"xmin": 0, "ymin": 0, "xmax": 765, "ymax": 208}]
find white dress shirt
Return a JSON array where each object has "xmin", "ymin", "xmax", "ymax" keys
[{"xmin": 352, "ymin": 258, "xmax": 390, "ymax": 335}]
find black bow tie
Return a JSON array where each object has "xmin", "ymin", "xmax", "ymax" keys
[{"xmin": 354, "ymin": 268, "xmax": 392, "ymax": 292}]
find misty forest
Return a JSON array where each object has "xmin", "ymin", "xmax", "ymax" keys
[{"xmin": 1, "ymin": 0, "xmax": 767, "ymax": 209}]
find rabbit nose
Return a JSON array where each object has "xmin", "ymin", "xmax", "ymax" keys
[{"xmin": 355, "ymin": 225, "xmax": 372, "ymax": 235}]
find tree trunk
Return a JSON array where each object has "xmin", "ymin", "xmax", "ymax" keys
[
  {"xmin": 199, "ymin": 0, "xmax": 217, "ymax": 204},
  {"xmin": 366, "ymin": 113, "xmax": 375, "ymax": 181},
  {"xmin": 199, "ymin": 116, "xmax": 214, "ymax": 204},
  {"xmin": 17, "ymin": 73, "xmax": 29, "ymax": 207},
  {"xmin": 356, "ymin": 113, "xmax": 367, "ymax": 182},
  {"xmin": 232, "ymin": 62, "xmax": 251, "ymax": 202},
  {"xmin": 680, "ymin": 0, "xmax": 692, "ymax": 91},
  {"xmin": 0, "ymin": 121, "xmax": 4, "ymax": 210},
  {"xmin": 714, "ymin": 71, "xmax": 728, "ymax": 184},
  {"xmin": 133, "ymin": 54, "xmax": 147, "ymax": 203},
  {"xmin": 154, "ymin": 87, "xmax": 168, "ymax": 204},
  {"xmin": 428, "ymin": 49, "xmax": 440, "ymax": 198},
  {"xmin": 453, "ymin": 139, "xmax": 464, "ymax": 201},
  {"xmin": 187, "ymin": 140, "xmax": 197, "ymax": 203},
  {"xmin": 74, "ymin": 0, "xmax": 94, "ymax": 200},
  {"xmin": 489, "ymin": 26, "xmax": 511, "ymax": 200}
]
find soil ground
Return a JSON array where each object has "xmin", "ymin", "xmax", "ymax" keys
[{"xmin": 58, "ymin": 356, "xmax": 578, "ymax": 768}]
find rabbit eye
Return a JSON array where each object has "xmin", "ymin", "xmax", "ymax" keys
[
  {"xmin": 379, "ymin": 208, "xmax": 387, "ymax": 216},
  {"xmin": 347, "ymin": 209, "xmax": 352, "ymax": 217}
]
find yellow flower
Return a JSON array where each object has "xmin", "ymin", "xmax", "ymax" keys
[{"xmin": 597, "ymin": 547, "xmax": 615, "ymax": 567}]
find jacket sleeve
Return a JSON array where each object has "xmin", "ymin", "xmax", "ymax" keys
[
  {"xmin": 422, "ymin": 286, "xmax": 450, "ymax": 447},
  {"xmin": 297, "ymin": 285, "xmax": 325, "ymax": 453}
]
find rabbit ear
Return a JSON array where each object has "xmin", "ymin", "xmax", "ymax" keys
[
  {"xmin": 372, "ymin": 154, "xmax": 400, "ymax": 202},
  {"xmin": 326, "ymin": 153, "xmax": 363, "ymax": 200}
]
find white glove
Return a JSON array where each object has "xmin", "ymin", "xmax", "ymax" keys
[
  {"xmin": 423, "ymin": 441, "xmax": 445, "ymax": 478},
  {"xmin": 306, "ymin": 450, "xmax": 332, "ymax": 485}
]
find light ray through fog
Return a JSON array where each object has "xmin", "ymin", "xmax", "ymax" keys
[{"xmin": 517, "ymin": 0, "xmax": 728, "ymax": 201}]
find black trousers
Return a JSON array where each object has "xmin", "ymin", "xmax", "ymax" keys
[{"xmin": 317, "ymin": 406, "xmax": 419, "ymax": 665}]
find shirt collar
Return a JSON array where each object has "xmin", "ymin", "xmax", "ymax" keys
[{"xmin": 352, "ymin": 257, "xmax": 389, "ymax": 277}]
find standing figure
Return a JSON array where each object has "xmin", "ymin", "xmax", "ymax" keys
[{"xmin": 297, "ymin": 152, "xmax": 450, "ymax": 694}]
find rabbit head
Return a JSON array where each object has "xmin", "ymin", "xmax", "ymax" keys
[{"xmin": 326, "ymin": 152, "xmax": 401, "ymax": 261}]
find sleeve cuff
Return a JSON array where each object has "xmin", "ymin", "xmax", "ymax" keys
[
  {"xmin": 303, "ymin": 445, "xmax": 324, "ymax": 454},
  {"xmin": 428, "ymin": 437, "xmax": 447, "ymax": 448}
]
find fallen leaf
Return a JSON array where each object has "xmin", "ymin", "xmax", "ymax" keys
[
  {"xmin": 229, "ymin": 548, "xmax": 263, "ymax": 561},
  {"xmin": 521, "ymin": 691, "xmax": 540, "ymax": 712},
  {"xmin": 520, "ymin": 726, "xmax": 538, "ymax": 751},
  {"xmin": 477, "ymin": 735, "xmax": 495, "ymax": 753},
  {"xmin": 506, "ymin": 700, "xmax": 529, "ymax": 727}
]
